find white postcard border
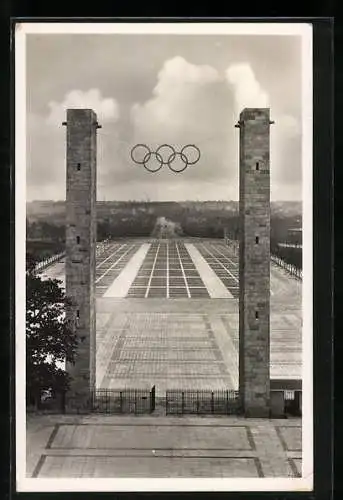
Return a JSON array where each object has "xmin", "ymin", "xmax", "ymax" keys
[{"xmin": 15, "ymin": 21, "xmax": 313, "ymax": 492}]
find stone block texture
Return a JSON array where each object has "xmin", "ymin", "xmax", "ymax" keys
[
  {"xmin": 238, "ymin": 108, "xmax": 271, "ymax": 417},
  {"xmin": 65, "ymin": 109, "xmax": 98, "ymax": 411}
]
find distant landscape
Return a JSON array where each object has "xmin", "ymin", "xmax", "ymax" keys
[{"xmin": 26, "ymin": 200, "xmax": 302, "ymax": 269}]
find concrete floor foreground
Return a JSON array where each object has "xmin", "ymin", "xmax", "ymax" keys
[{"xmin": 27, "ymin": 414, "xmax": 302, "ymax": 478}]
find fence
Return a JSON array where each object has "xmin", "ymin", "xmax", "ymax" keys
[
  {"xmin": 284, "ymin": 390, "xmax": 302, "ymax": 416},
  {"xmin": 224, "ymin": 238, "xmax": 302, "ymax": 281},
  {"xmin": 91, "ymin": 387, "xmax": 155, "ymax": 414},
  {"xmin": 278, "ymin": 242, "xmax": 302, "ymax": 249},
  {"xmin": 271, "ymin": 255, "xmax": 302, "ymax": 280},
  {"xmin": 166, "ymin": 389, "xmax": 241, "ymax": 415},
  {"xmin": 31, "ymin": 387, "xmax": 300, "ymax": 416},
  {"xmin": 32, "ymin": 239, "xmax": 112, "ymax": 275},
  {"xmin": 34, "ymin": 251, "xmax": 65, "ymax": 274}
]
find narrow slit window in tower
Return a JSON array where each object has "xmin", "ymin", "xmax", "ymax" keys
[
  {"xmin": 255, "ymin": 310, "xmax": 259, "ymax": 320},
  {"xmin": 255, "ymin": 236, "xmax": 259, "ymax": 244},
  {"xmin": 256, "ymin": 162, "xmax": 259, "ymax": 171},
  {"xmin": 77, "ymin": 163, "xmax": 81, "ymax": 171},
  {"xmin": 76, "ymin": 236, "xmax": 80, "ymax": 244}
]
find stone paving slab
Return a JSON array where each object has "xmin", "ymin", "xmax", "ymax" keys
[
  {"xmin": 35, "ymin": 448, "xmax": 258, "ymax": 458},
  {"xmin": 276, "ymin": 426, "xmax": 302, "ymax": 452},
  {"xmin": 26, "ymin": 413, "xmax": 303, "ymax": 426},
  {"xmin": 96, "ymin": 304, "xmax": 235, "ymax": 392},
  {"xmin": 36, "ymin": 456, "xmax": 261, "ymax": 478},
  {"xmin": 289, "ymin": 458, "xmax": 302, "ymax": 477},
  {"xmin": 105, "ymin": 379, "xmax": 230, "ymax": 392},
  {"xmin": 96, "ymin": 297, "xmax": 238, "ymax": 313},
  {"xmin": 50, "ymin": 423, "xmax": 252, "ymax": 450},
  {"xmin": 26, "ymin": 415, "xmax": 302, "ymax": 479},
  {"xmin": 96, "ymin": 298, "xmax": 301, "ymax": 391}
]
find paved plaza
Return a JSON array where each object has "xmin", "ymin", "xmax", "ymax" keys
[
  {"xmin": 95, "ymin": 297, "xmax": 301, "ymax": 392},
  {"xmin": 32, "ymin": 238, "xmax": 303, "ymax": 478},
  {"xmin": 27, "ymin": 414, "xmax": 301, "ymax": 478},
  {"xmin": 41, "ymin": 238, "xmax": 302, "ymax": 393}
]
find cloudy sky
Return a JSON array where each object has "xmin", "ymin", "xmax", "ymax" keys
[{"xmin": 26, "ymin": 33, "xmax": 303, "ymax": 201}]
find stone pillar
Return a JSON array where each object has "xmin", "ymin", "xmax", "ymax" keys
[
  {"xmin": 237, "ymin": 108, "xmax": 273, "ymax": 418},
  {"xmin": 63, "ymin": 109, "xmax": 100, "ymax": 412}
]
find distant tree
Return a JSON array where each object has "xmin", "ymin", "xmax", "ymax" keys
[
  {"xmin": 26, "ymin": 252, "xmax": 37, "ymax": 274},
  {"xmin": 26, "ymin": 266, "xmax": 78, "ymax": 409}
]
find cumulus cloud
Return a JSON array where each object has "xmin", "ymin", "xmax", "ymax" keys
[
  {"xmin": 27, "ymin": 88, "xmax": 120, "ymax": 200},
  {"xmin": 225, "ymin": 63, "xmax": 269, "ymax": 114},
  {"xmin": 153, "ymin": 56, "xmax": 220, "ymax": 92},
  {"xmin": 47, "ymin": 88, "xmax": 120, "ymax": 126},
  {"xmin": 131, "ymin": 56, "xmax": 223, "ymax": 144},
  {"xmin": 129, "ymin": 56, "xmax": 236, "ymax": 188},
  {"xmin": 128, "ymin": 56, "xmax": 302, "ymax": 199},
  {"xmin": 27, "ymin": 57, "xmax": 302, "ymax": 202},
  {"xmin": 224, "ymin": 63, "xmax": 301, "ymax": 198}
]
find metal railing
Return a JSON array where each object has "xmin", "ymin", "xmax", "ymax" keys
[
  {"xmin": 91, "ymin": 386, "xmax": 155, "ymax": 414},
  {"xmin": 30, "ymin": 386, "xmax": 301, "ymax": 417},
  {"xmin": 32, "ymin": 239, "xmax": 112, "ymax": 275},
  {"xmin": 165, "ymin": 389, "xmax": 241, "ymax": 415},
  {"xmin": 33, "ymin": 251, "xmax": 65, "ymax": 274},
  {"xmin": 224, "ymin": 238, "xmax": 302, "ymax": 281},
  {"xmin": 278, "ymin": 242, "xmax": 302, "ymax": 249},
  {"xmin": 270, "ymin": 255, "xmax": 302, "ymax": 280}
]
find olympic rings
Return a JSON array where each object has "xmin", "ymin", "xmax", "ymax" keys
[
  {"xmin": 142, "ymin": 151, "xmax": 164, "ymax": 173},
  {"xmin": 181, "ymin": 145, "xmax": 200, "ymax": 165},
  {"xmin": 156, "ymin": 144, "xmax": 175, "ymax": 164},
  {"xmin": 167, "ymin": 152, "xmax": 189, "ymax": 173},
  {"xmin": 130, "ymin": 144, "xmax": 200, "ymax": 173},
  {"xmin": 130, "ymin": 144, "xmax": 149, "ymax": 164}
]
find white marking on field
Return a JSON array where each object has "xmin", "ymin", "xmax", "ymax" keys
[
  {"xmin": 176, "ymin": 242, "xmax": 191, "ymax": 298},
  {"xmin": 145, "ymin": 242, "xmax": 160, "ymax": 298},
  {"xmin": 185, "ymin": 244, "xmax": 233, "ymax": 299},
  {"xmin": 104, "ymin": 244, "xmax": 151, "ymax": 298}
]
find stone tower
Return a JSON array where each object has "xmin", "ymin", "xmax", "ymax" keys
[
  {"xmin": 237, "ymin": 108, "xmax": 272, "ymax": 417},
  {"xmin": 63, "ymin": 109, "xmax": 100, "ymax": 411}
]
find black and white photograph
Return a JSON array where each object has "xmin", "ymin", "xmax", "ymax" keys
[{"xmin": 15, "ymin": 21, "xmax": 313, "ymax": 492}]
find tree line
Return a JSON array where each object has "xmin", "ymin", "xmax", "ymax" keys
[{"xmin": 26, "ymin": 211, "xmax": 302, "ymax": 269}]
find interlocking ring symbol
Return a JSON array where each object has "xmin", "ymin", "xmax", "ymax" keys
[{"xmin": 130, "ymin": 144, "xmax": 200, "ymax": 173}]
